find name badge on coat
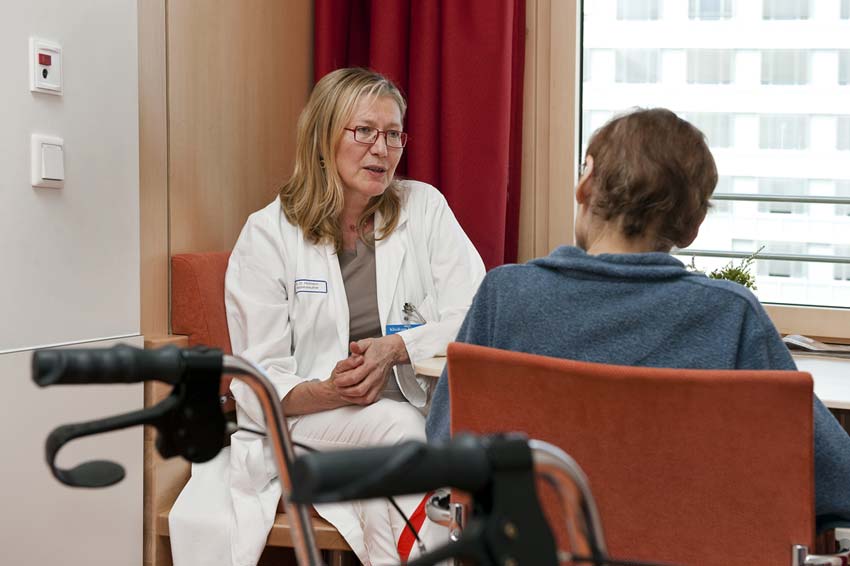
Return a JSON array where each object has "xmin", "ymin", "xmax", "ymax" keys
[{"xmin": 294, "ymin": 279, "xmax": 328, "ymax": 294}]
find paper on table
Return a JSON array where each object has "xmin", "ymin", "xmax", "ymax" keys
[{"xmin": 783, "ymin": 334, "xmax": 850, "ymax": 357}]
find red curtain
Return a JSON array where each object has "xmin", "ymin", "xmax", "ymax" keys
[{"xmin": 315, "ymin": 0, "xmax": 526, "ymax": 268}]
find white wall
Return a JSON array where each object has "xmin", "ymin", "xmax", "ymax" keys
[
  {"xmin": 0, "ymin": 1, "xmax": 142, "ymax": 564},
  {"xmin": 0, "ymin": 337, "xmax": 143, "ymax": 566},
  {"xmin": 0, "ymin": 0, "xmax": 140, "ymax": 353}
]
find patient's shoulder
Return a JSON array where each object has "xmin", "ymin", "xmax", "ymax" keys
[{"xmin": 682, "ymin": 272, "xmax": 768, "ymax": 319}]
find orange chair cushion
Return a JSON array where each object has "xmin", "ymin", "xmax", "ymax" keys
[
  {"xmin": 171, "ymin": 252, "xmax": 235, "ymax": 407},
  {"xmin": 447, "ymin": 342, "xmax": 815, "ymax": 566}
]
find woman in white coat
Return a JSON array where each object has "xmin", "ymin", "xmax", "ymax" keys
[{"xmin": 171, "ymin": 68, "xmax": 485, "ymax": 566}]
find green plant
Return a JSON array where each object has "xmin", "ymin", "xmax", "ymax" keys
[{"xmin": 687, "ymin": 247, "xmax": 763, "ymax": 291}]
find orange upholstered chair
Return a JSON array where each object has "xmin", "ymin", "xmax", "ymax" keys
[
  {"xmin": 171, "ymin": 252, "xmax": 233, "ymax": 353},
  {"xmin": 160, "ymin": 252, "xmax": 352, "ymax": 562},
  {"xmin": 171, "ymin": 252, "xmax": 235, "ymax": 412},
  {"xmin": 447, "ymin": 342, "xmax": 818, "ymax": 566}
]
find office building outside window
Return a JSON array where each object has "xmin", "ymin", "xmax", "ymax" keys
[
  {"xmin": 711, "ymin": 177, "xmax": 734, "ymax": 214},
  {"xmin": 842, "ymin": 0, "xmax": 850, "ymax": 18},
  {"xmin": 763, "ymin": 0, "xmax": 811, "ymax": 19},
  {"xmin": 688, "ymin": 49, "xmax": 735, "ymax": 84},
  {"xmin": 840, "ymin": 51, "xmax": 850, "ymax": 85},
  {"xmin": 762, "ymin": 50, "xmax": 809, "ymax": 85},
  {"xmin": 617, "ymin": 0, "xmax": 660, "ymax": 20},
  {"xmin": 838, "ymin": 116, "xmax": 850, "ymax": 151},
  {"xmin": 758, "ymin": 242, "xmax": 808, "ymax": 278},
  {"xmin": 837, "ymin": 181, "xmax": 850, "ymax": 217},
  {"xmin": 615, "ymin": 49, "xmax": 660, "ymax": 83},
  {"xmin": 757, "ymin": 178, "xmax": 808, "ymax": 215},
  {"xmin": 582, "ymin": 0, "xmax": 850, "ymax": 308},
  {"xmin": 835, "ymin": 246, "xmax": 850, "ymax": 280},
  {"xmin": 686, "ymin": 112, "xmax": 734, "ymax": 148},
  {"xmin": 759, "ymin": 115, "xmax": 809, "ymax": 149},
  {"xmin": 689, "ymin": 0, "xmax": 734, "ymax": 20}
]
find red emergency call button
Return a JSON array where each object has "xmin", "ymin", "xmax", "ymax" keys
[{"xmin": 39, "ymin": 53, "xmax": 52, "ymax": 66}]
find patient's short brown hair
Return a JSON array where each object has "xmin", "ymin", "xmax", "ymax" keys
[{"xmin": 585, "ymin": 108, "xmax": 718, "ymax": 249}]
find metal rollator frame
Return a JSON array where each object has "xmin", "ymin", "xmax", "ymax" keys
[
  {"xmin": 245, "ymin": 346, "xmax": 614, "ymax": 565},
  {"xmin": 31, "ymin": 344, "xmax": 850, "ymax": 566}
]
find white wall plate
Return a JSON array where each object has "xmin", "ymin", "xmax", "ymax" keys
[
  {"xmin": 31, "ymin": 134, "xmax": 65, "ymax": 189},
  {"xmin": 29, "ymin": 37, "xmax": 63, "ymax": 95}
]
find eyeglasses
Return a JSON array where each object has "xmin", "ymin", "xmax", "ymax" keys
[{"xmin": 344, "ymin": 126, "xmax": 408, "ymax": 148}]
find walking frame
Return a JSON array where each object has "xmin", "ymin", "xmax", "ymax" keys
[{"xmin": 31, "ymin": 344, "xmax": 849, "ymax": 566}]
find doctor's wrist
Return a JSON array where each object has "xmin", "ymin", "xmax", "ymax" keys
[{"xmin": 386, "ymin": 333, "xmax": 410, "ymax": 365}]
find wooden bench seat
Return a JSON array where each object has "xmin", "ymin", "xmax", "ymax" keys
[{"xmin": 156, "ymin": 505, "xmax": 351, "ymax": 551}]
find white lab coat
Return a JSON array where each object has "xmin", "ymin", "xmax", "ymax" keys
[{"xmin": 169, "ymin": 180, "xmax": 485, "ymax": 566}]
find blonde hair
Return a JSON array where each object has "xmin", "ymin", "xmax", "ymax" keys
[{"xmin": 279, "ymin": 68, "xmax": 407, "ymax": 251}]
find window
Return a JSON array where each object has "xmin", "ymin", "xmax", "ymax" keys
[
  {"xmin": 582, "ymin": 110, "xmax": 613, "ymax": 150},
  {"xmin": 843, "ymin": 0, "xmax": 850, "ymax": 19},
  {"xmin": 760, "ymin": 115, "xmax": 809, "ymax": 149},
  {"xmin": 757, "ymin": 178, "xmax": 808, "ymax": 214},
  {"xmin": 763, "ymin": 0, "xmax": 810, "ymax": 19},
  {"xmin": 761, "ymin": 50, "xmax": 809, "ymax": 85},
  {"xmin": 834, "ymin": 245, "xmax": 850, "ymax": 280},
  {"xmin": 687, "ymin": 50, "xmax": 734, "ymax": 84},
  {"xmin": 689, "ymin": 0, "xmax": 734, "ymax": 19},
  {"xmin": 615, "ymin": 49, "xmax": 660, "ymax": 83},
  {"xmin": 686, "ymin": 112, "xmax": 734, "ymax": 148},
  {"xmin": 836, "ymin": 181, "xmax": 850, "ymax": 216},
  {"xmin": 710, "ymin": 176, "xmax": 734, "ymax": 214},
  {"xmin": 758, "ymin": 242, "xmax": 808, "ymax": 278},
  {"xmin": 840, "ymin": 51, "xmax": 850, "ymax": 85},
  {"xmin": 580, "ymin": 3, "xmax": 850, "ymax": 309},
  {"xmin": 617, "ymin": 0, "xmax": 660, "ymax": 20},
  {"xmin": 838, "ymin": 116, "xmax": 850, "ymax": 151}
]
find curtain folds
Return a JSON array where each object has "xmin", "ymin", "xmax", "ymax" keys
[{"xmin": 315, "ymin": 0, "xmax": 526, "ymax": 268}]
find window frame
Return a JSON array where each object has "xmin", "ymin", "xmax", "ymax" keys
[{"xmin": 520, "ymin": 0, "xmax": 850, "ymax": 339}]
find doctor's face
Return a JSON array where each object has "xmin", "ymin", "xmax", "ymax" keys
[{"xmin": 335, "ymin": 95, "xmax": 404, "ymax": 204}]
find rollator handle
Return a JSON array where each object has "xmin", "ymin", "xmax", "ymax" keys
[
  {"xmin": 291, "ymin": 433, "xmax": 494, "ymax": 504},
  {"xmin": 33, "ymin": 344, "xmax": 189, "ymax": 386},
  {"xmin": 34, "ymin": 345, "xmax": 226, "ymax": 488}
]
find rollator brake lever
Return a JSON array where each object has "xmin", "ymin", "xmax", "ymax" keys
[{"xmin": 34, "ymin": 345, "xmax": 227, "ymax": 488}]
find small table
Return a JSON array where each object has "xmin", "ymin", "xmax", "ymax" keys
[
  {"xmin": 792, "ymin": 354, "xmax": 850, "ymax": 411},
  {"xmin": 415, "ymin": 353, "xmax": 849, "ymax": 408}
]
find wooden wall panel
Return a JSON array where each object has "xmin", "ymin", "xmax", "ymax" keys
[
  {"xmin": 167, "ymin": 0, "xmax": 313, "ymax": 254},
  {"xmin": 518, "ymin": 0, "xmax": 578, "ymax": 262},
  {"xmin": 139, "ymin": 0, "xmax": 169, "ymax": 338},
  {"xmin": 139, "ymin": 3, "xmax": 313, "ymax": 565}
]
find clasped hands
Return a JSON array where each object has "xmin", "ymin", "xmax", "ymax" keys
[{"xmin": 328, "ymin": 334, "xmax": 410, "ymax": 406}]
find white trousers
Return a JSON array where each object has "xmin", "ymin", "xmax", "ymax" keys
[{"xmin": 290, "ymin": 398, "xmax": 448, "ymax": 566}]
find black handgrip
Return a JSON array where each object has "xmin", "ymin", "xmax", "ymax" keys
[
  {"xmin": 33, "ymin": 344, "xmax": 188, "ymax": 386},
  {"xmin": 290, "ymin": 434, "xmax": 491, "ymax": 504},
  {"xmin": 45, "ymin": 397, "xmax": 179, "ymax": 488}
]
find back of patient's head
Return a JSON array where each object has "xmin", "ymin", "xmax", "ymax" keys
[{"xmin": 585, "ymin": 108, "xmax": 718, "ymax": 250}]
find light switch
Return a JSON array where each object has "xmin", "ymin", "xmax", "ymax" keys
[
  {"xmin": 31, "ymin": 135, "xmax": 64, "ymax": 189},
  {"xmin": 29, "ymin": 37, "xmax": 62, "ymax": 96},
  {"xmin": 42, "ymin": 144, "xmax": 64, "ymax": 180}
]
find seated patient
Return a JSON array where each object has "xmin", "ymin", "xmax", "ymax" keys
[{"xmin": 426, "ymin": 108, "xmax": 850, "ymax": 521}]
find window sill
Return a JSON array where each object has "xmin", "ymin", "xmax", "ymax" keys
[{"xmin": 765, "ymin": 304, "xmax": 850, "ymax": 341}]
